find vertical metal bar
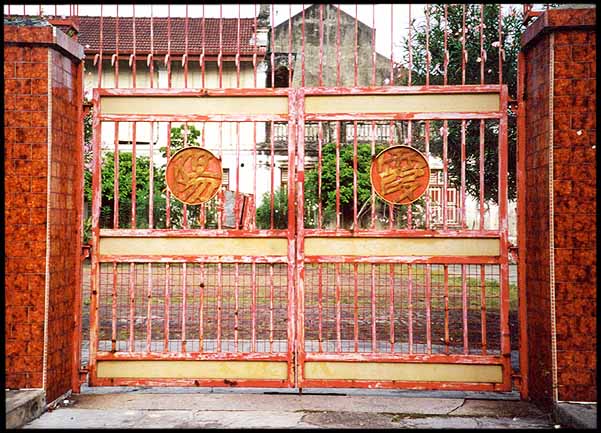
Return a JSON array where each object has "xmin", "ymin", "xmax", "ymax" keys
[
  {"xmin": 480, "ymin": 264, "xmax": 487, "ymax": 355},
  {"xmin": 335, "ymin": 263, "xmax": 342, "ymax": 353},
  {"xmin": 288, "ymin": 4, "xmax": 292, "ymax": 86},
  {"xmin": 370, "ymin": 122, "xmax": 376, "ymax": 229},
  {"xmin": 480, "ymin": 4, "xmax": 485, "ymax": 85},
  {"xmin": 131, "ymin": 122, "xmax": 136, "ymax": 228},
  {"xmin": 217, "ymin": 263, "xmax": 222, "ymax": 352},
  {"xmin": 149, "ymin": 5, "xmax": 154, "ymax": 88},
  {"xmin": 389, "ymin": 263, "xmax": 395, "ymax": 353},
  {"xmin": 479, "ymin": 119, "xmax": 485, "ymax": 230},
  {"xmin": 234, "ymin": 123, "xmax": 240, "ymax": 228},
  {"xmin": 128, "ymin": 263, "xmax": 135, "ymax": 351},
  {"xmin": 319, "ymin": 4, "xmax": 324, "ymax": 86},
  {"xmin": 462, "ymin": 264, "xmax": 468, "ymax": 355},
  {"xmin": 354, "ymin": 4, "xmax": 358, "ymax": 86},
  {"xmin": 498, "ymin": 5, "xmax": 504, "ymax": 86},
  {"xmin": 353, "ymin": 263, "xmax": 359, "ymax": 352},
  {"xmin": 234, "ymin": 263, "xmax": 239, "ymax": 353},
  {"xmin": 270, "ymin": 121, "xmax": 275, "ymax": 229},
  {"xmin": 181, "ymin": 263, "xmax": 187, "ymax": 353},
  {"xmin": 444, "ymin": 264, "xmax": 449, "ymax": 354},
  {"xmin": 336, "ymin": 4, "xmax": 341, "ymax": 85},
  {"xmin": 164, "ymin": 264, "xmax": 170, "ymax": 352},
  {"xmin": 253, "ymin": 121, "xmax": 257, "ymax": 228},
  {"xmin": 425, "ymin": 120, "xmax": 431, "ymax": 229},
  {"xmin": 517, "ymin": 51, "xmax": 529, "ymax": 399},
  {"xmin": 461, "ymin": 120, "xmax": 467, "ymax": 228},
  {"xmin": 372, "ymin": 4, "xmax": 376, "ymax": 86},
  {"xmin": 201, "ymin": 4, "xmax": 205, "ymax": 87},
  {"xmin": 111, "ymin": 263, "xmax": 117, "ymax": 352},
  {"xmin": 290, "ymin": 89, "xmax": 300, "ymax": 387},
  {"xmin": 353, "ymin": 121, "xmax": 358, "ymax": 229},
  {"xmin": 462, "ymin": 5, "xmax": 467, "ymax": 85},
  {"xmin": 166, "ymin": 121, "xmax": 171, "ymax": 227},
  {"xmin": 301, "ymin": 5, "xmax": 306, "ymax": 87},
  {"xmin": 317, "ymin": 263, "xmax": 323, "ymax": 352},
  {"xmin": 269, "ymin": 263, "xmax": 274, "ymax": 352},
  {"xmin": 371, "ymin": 264, "xmax": 376, "ymax": 352},
  {"xmin": 499, "ymin": 86, "xmax": 511, "ymax": 388},
  {"xmin": 199, "ymin": 263, "xmax": 205, "ymax": 352},
  {"xmin": 444, "ymin": 5, "xmax": 448, "ymax": 86},
  {"xmin": 149, "ymin": 122, "xmax": 154, "ymax": 228},
  {"xmin": 426, "ymin": 264, "xmax": 432, "ymax": 354},
  {"xmin": 408, "ymin": 4, "xmax": 412, "ymax": 86},
  {"xmin": 390, "ymin": 4, "xmax": 394, "ymax": 84},
  {"xmin": 131, "ymin": 5, "xmax": 136, "ymax": 88},
  {"xmin": 317, "ymin": 122, "xmax": 323, "ymax": 228},
  {"xmin": 270, "ymin": 3, "xmax": 275, "ymax": 89},
  {"xmin": 425, "ymin": 4, "xmax": 430, "ymax": 86},
  {"xmin": 335, "ymin": 122, "xmax": 340, "ymax": 229},
  {"xmin": 184, "ymin": 5, "xmax": 189, "ymax": 87},
  {"xmin": 236, "ymin": 4, "xmax": 241, "ymax": 88},
  {"xmin": 88, "ymin": 92, "xmax": 102, "ymax": 384},
  {"xmin": 442, "ymin": 121, "xmax": 448, "ymax": 230},
  {"xmin": 251, "ymin": 260, "xmax": 256, "ymax": 352},
  {"xmin": 146, "ymin": 263, "xmax": 152, "ymax": 352},
  {"xmin": 97, "ymin": 6, "xmax": 103, "ymax": 88},
  {"xmin": 112, "ymin": 8, "xmax": 119, "ymax": 229},
  {"xmin": 408, "ymin": 264, "xmax": 414, "ymax": 354}
]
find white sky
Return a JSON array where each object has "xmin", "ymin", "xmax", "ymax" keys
[{"xmin": 6, "ymin": 4, "xmax": 522, "ymax": 60}]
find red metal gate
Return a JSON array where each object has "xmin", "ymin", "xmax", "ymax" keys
[
  {"xmin": 88, "ymin": 84, "xmax": 510, "ymax": 391},
  {"xmin": 5, "ymin": 3, "xmax": 515, "ymax": 391}
]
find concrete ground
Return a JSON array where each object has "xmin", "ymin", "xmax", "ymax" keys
[{"xmin": 21, "ymin": 387, "xmax": 558, "ymax": 429}]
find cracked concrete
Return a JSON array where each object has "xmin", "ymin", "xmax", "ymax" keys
[{"xmin": 21, "ymin": 390, "xmax": 555, "ymax": 429}]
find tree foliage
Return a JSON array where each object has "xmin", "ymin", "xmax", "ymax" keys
[{"xmin": 399, "ymin": 4, "xmax": 523, "ymax": 203}]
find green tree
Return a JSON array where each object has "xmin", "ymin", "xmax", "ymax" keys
[
  {"xmin": 83, "ymin": 151, "xmax": 166, "ymax": 229},
  {"xmin": 256, "ymin": 187, "xmax": 289, "ymax": 229},
  {"xmin": 303, "ymin": 142, "xmax": 431, "ymax": 229},
  {"xmin": 399, "ymin": 4, "xmax": 523, "ymax": 203}
]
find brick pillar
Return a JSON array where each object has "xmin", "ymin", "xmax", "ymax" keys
[
  {"xmin": 518, "ymin": 6, "xmax": 596, "ymax": 408},
  {"xmin": 4, "ymin": 21, "xmax": 84, "ymax": 404}
]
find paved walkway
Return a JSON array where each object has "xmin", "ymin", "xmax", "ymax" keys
[{"xmin": 23, "ymin": 388, "xmax": 556, "ymax": 429}]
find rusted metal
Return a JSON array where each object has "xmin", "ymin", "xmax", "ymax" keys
[
  {"xmin": 82, "ymin": 4, "xmax": 511, "ymax": 392},
  {"xmin": 371, "ymin": 146, "xmax": 430, "ymax": 205},
  {"xmin": 165, "ymin": 147, "xmax": 222, "ymax": 205}
]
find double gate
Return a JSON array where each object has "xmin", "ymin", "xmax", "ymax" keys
[{"xmin": 89, "ymin": 84, "xmax": 510, "ymax": 391}]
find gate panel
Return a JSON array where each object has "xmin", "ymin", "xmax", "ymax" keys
[
  {"xmin": 89, "ymin": 89, "xmax": 297, "ymax": 387},
  {"xmin": 296, "ymin": 85, "xmax": 511, "ymax": 391}
]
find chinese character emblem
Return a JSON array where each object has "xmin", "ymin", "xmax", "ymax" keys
[
  {"xmin": 165, "ymin": 147, "xmax": 222, "ymax": 205},
  {"xmin": 370, "ymin": 146, "xmax": 430, "ymax": 205}
]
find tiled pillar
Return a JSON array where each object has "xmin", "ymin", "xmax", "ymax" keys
[
  {"xmin": 518, "ymin": 6, "xmax": 596, "ymax": 408},
  {"xmin": 4, "ymin": 21, "xmax": 84, "ymax": 404}
]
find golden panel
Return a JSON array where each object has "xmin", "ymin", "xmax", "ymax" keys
[
  {"xmin": 304, "ymin": 362, "xmax": 503, "ymax": 383},
  {"xmin": 304, "ymin": 237, "xmax": 500, "ymax": 256},
  {"xmin": 100, "ymin": 96, "xmax": 289, "ymax": 116},
  {"xmin": 97, "ymin": 360, "xmax": 288, "ymax": 380},
  {"xmin": 304, "ymin": 93, "xmax": 500, "ymax": 114},
  {"xmin": 99, "ymin": 237, "xmax": 288, "ymax": 256},
  {"xmin": 166, "ymin": 147, "xmax": 222, "ymax": 205},
  {"xmin": 371, "ymin": 146, "xmax": 430, "ymax": 205}
]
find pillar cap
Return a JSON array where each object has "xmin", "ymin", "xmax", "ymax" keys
[{"xmin": 521, "ymin": 6, "xmax": 596, "ymax": 49}]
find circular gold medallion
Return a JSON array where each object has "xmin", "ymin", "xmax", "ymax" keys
[
  {"xmin": 370, "ymin": 145, "xmax": 430, "ymax": 205},
  {"xmin": 165, "ymin": 147, "xmax": 222, "ymax": 205}
]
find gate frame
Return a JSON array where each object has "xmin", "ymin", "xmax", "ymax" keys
[{"xmin": 88, "ymin": 84, "xmax": 511, "ymax": 392}]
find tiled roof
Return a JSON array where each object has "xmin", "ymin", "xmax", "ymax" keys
[{"xmin": 76, "ymin": 16, "xmax": 263, "ymax": 55}]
